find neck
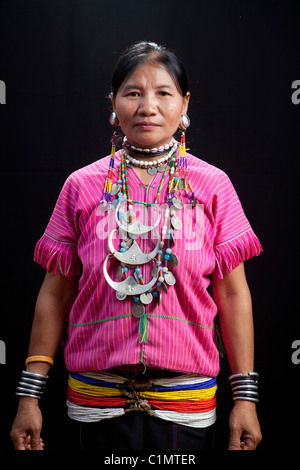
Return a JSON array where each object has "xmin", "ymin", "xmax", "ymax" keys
[{"xmin": 122, "ymin": 136, "xmax": 176, "ymax": 159}]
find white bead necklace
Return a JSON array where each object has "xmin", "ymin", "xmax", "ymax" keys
[
  {"xmin": 122, "ymin": 142, "xmax": 178, "ymax": 176},
  {"xmin": 122, "ymin": 136, "xmax": 176, "ymax": 156}
]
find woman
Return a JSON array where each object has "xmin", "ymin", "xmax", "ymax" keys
[{"xmin": 10, "ymin": 41, "xmax": 262, "ymax": 451}]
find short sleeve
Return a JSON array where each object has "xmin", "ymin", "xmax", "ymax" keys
[
  {"xmin": 34, "ymin": 174, "xmax": 81, "ymax": 277},
  {"xmin": 213, "ymin": 171, "xmax": 262, "ymax": 279}
]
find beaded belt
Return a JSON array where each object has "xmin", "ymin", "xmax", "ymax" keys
[{"xmin": 67, "ymin": 371, "xmax": 217, "ymax": 428}]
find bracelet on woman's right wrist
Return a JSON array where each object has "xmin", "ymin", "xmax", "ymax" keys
[
  {"xmin": 15, "ymin": 370, "xmax": 49, "ymax": 400},
  {"xmin": 229, "ymin": 372, "xmax": 259, "ymax": 404}
]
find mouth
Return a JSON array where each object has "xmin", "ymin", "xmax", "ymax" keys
[{"xmin": 135, "ymin": 122, "xmax": 160, "ymax": 128}]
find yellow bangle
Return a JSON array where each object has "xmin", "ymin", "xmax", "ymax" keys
[{"xmin": 25, "ymin": 355, "xmax": 54, "ymax": 367}]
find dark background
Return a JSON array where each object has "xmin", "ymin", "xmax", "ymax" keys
[{"xmin": 0, "ymin": 0, "xmax": 299, "ymax": 452}]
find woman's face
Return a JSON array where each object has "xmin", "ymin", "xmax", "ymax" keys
[{"xmin": 112, "ymin": 62, "xmax": 190, "ymax": 151}]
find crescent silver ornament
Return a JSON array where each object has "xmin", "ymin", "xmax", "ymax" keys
[
  {"xmin": 103, "ymin": 255, "xmax": 158, "ymax": 295},
  {"xmin": 108, "ymin": 229, "xmax": 161, "ymax": 265},
  {"xmin": 116, "ymin": 200, "xmax": 161, "ymax": 234}
]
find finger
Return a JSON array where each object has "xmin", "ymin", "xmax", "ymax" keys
[
  {"xmin": 12, "ymin": 436, "xmax": 27, "ymax": 450},
  {"xmin": 241, "ymin": 437, "xmax": 256, "ymax": 450},
  {"xmin": 228, "ymin": 435, "xmax": 242, "ymax": 450},
  {"xmin": 29, "ymin": 433, "xmax": 43, "ymax": 450}
]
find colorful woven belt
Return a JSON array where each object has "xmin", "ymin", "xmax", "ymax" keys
[{"xmin": 67, "ymin": 371, "xmax": 217, "ymax": 428}]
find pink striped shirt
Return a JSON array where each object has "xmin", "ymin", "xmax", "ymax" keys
[{"xmin": 34, "ymin": 152, "xmax": 262, "ymax": 377}]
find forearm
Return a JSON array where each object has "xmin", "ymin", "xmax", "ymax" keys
[
  {"xmin": 26, "ymin": 269, "xmax": 78, "ymax": 374},
  {"xmin": 26, "ymin": 295, "xmax": 69, "ymax": 374},
  {"xmin": 218, "ymin": 289, "xmax": 254, "ymax": 375},
  {"xmin": 213, "ymin": 263, "xmax": 255, "ymax": 375}
]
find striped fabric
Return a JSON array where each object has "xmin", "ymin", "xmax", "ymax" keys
[
  {"xmin": 34, "ymin": 151, "xmax": 262, "ymax": 376},
  {"xmin": 66, "ymin": 371, "xmax": 217, "ymax": 428}
]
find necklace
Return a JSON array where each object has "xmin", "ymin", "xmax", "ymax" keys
[
  {"xmin": 122, "ymin": 136, "xmax": 176, "ymax": 157},
  {"xmin": 101, "ymin": 134, "xmax": 198, "ymax": 343},
  {"xmin": 124, "ymin": 142, "xmax": 177, "ymax": 176}
]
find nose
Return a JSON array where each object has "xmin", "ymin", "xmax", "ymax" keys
[{"xmin": 138, "ymin": 92, "xmax": 157, "ymax": 116}]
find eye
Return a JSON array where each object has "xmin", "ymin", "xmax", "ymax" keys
[{"xmin": 127, "ymin": 91, "xmax": 140, "ymax": 97}]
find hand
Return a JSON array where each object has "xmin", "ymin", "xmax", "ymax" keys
[
  {"xmin": 10, "ymin": 398, "xmax": 44, "ymax": 450},
  {"xmin": 228, "ymin": 400, "xmax": 262, "ymax": 450}
]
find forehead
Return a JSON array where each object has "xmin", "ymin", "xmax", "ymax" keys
[{"xmin": 119, "ymin": 62, "xmax": 178, "ymax": 90}]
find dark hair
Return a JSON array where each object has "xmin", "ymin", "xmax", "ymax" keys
[{"xmin": 111, "ymin": 41, "xmax": 189, "ymax": 97}]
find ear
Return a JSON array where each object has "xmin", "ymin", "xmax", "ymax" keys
[
  {"xmin": 109, "ymin": 92, "xmax": 116, "ymax": 112},
  {"xmin": 182, "ymin": 92, "xmax": 190, "ymax": 115}
]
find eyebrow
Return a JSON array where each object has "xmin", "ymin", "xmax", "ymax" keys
[{"xmin": 122, "ymin": 84, "xmax": 175, "ymax": 92}]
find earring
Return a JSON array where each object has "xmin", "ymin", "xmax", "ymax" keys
[
  {"xmin": 178, "ymin": 115, "xmax": 189, "ymax": 160},
  {"xmin": 109, "ymin": 111, "xmax": 119, "ymax": 127},
  {"xmin": 180, "ymin": 114, "xmax": 190, "ymax": 130}
]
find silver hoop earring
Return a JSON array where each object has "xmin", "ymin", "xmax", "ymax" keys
[
  {"xmin": 109, "ymin": 112, "xmax": 119, "ymax": 127},
  {"xmin": 180, "ymin": 114, "xmax": 190, "ymax": 130}
]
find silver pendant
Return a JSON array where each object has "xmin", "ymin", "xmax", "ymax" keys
[
  {"xmin": 116, "ymin": 291, "xmax": 127, "ymax": 301},
  {"xmin": 132, "ymin": 303, "xmax": 145, "ymax": 318},
  {"xmin": 111, "ymin": 198, "xmax": 119, "ymax": 211},
  {"xmin": 111, "ymin": 184, "xmax": 119, "ymax": 195},
  {"xmin": 169, "ymin": 254, "xmax": 179, "ymax": 267},
  {"xmin": 161, "ymin": 282, "xmax": 168, "ymax": 294},
  {"xmin": 103, "ymin": 255, "xmax": 158, "ymax": 295},
  {"xmin": 148, "ymin": 166, "xmax": 157, "ymax": 176},
  {"xmin": 115, "ymin": 265, "xmax": 123, "ymax": 280},
  {"xmin": 152, "ymin": 265, "xmax": 160, "ymax": 277},
  {"xmin": 171, "ymin": 215, "xmax": 182, "ymax": 230},
  {"xmin": 140, "ymin": 292, "xmax": 153, "ymax": 305},
  {"xmin": 164, "ymin": 271, "xmax": 176, "ymax": 286},
  {"xmin": 108, "ymin": 229, "xmax": 161, "ymax": 265},
  {"xmin": 177, "ymin": 178, "xmax": 185, "ymax": 190},
  {"xmin": 116, "ymin": 201, "xmax": 161, "ymax": 234},
  {"xmin": 157, "ymin": 164, "xmax": 165, "ymax": 173},
  {"xmin": 172, "ymin": 197, "xmax": 184, "ymax": 210}
]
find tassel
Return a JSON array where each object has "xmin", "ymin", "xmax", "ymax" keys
[
  {"xmin": 139, "ymin": 313, "xmax": 148, "ymax": 344},
  {"xmin": 140, "ymin": 349, "xmax": 147, "ymax": 375}
]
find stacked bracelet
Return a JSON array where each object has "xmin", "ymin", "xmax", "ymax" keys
[
  {"xmin": 16, "ymin": 370, "xmax": 49, "ymax": 399},
  {"xmin": 229, "ymin": 372, "xmax": 259, "ymax": 404}
]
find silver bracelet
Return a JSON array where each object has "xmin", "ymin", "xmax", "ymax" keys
[
  {"xmin": 15, "ymin": 370, "xmax": 49, "ymax": 399},
  {"xmin": 229, "ymin": 372, "xmax": 259, "ymax": 404}
]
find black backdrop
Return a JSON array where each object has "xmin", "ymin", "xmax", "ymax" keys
[{"xmin": 0, "ymin": 0, "xmax": 299, "ymax": 453}]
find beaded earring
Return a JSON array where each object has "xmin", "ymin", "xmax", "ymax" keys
[
  {"xmin": 100, "ymin": 131, "xmax": 117, "ymax": 206},
  {"xmin": 177, "ymin": 115, "xmax": 197, "ymax": 206},
  {"xmin": 109, "ymin": 111, "xmax": 119, "ymax": 127}
]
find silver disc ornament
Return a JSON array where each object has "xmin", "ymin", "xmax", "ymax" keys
[
  {"xmin": 132, "ymin": 302, "xmax": 145, "ymax": 318},
  {"xmin": 147, "ymin": 166, "xmax": 157, "ymax": 176},
  {"xmin": 164, "ymin": 271, "xmax": 176, "ymax": 286},
  {"xmin": 116, "ymin": 291, "xmax": 127, "ymax": 301},
  {"xmin": 140, "ymin": 292, "xmax": 153, "ymax": 305},
  {"xmin": 157, "ymin": 164, "xmax": 165, "ymax": 173},
  {"xmin": 171, "ymin": 215, "xmax": 182, "ymax": 230}
]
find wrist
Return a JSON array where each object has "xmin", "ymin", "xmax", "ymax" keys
[
  {"xmin": 15, "ymin": 370, "xmax": 49, "ymax": 400},
  {"xmin": 17, "ymin": 396, "xmax": 40, "ymax": 408},
  {"xmin": 229, "ymin": 371, "xmax": 259, "ymax": 404}
]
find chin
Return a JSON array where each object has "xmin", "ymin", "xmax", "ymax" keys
[{"xmin": 129, "ymin": 133, "xmax": 171, "ymax": 149}]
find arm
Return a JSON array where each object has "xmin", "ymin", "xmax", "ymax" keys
[
  {"xmin": 212, "ymin": 262, "xmax": 262, "ymax": 450},
  {"xmin": 10, "ymin": 269, "xmax": 78, "ymax": 450}
]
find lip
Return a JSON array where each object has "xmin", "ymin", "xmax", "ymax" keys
[{"xmin": 135, "ymin": 122, "xmax": 160, "ymax": 127}]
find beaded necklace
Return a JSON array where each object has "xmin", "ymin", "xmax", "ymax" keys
[{"xmin": 101, "ymin": 136, "xmax": 197, "ymax": 342}]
